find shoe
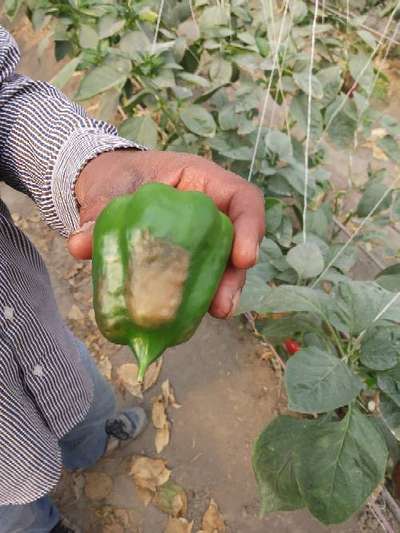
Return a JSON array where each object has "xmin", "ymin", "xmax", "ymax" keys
[{"xmin": 105, "ymin": 407, "xmax": 147, "ymax": 453}]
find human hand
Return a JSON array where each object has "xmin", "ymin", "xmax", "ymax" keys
[{"xmin": 69, "ymin": 150, "xmax": 264, "ymax": 318}]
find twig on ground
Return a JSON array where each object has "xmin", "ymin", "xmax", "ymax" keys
[
  {"xmin": 369, "ymin": 501, "xmax": 396, "ymax": 533},
  {"xmin": 382, "ymin": 487, "xmax": 400, "ymax": 525}
]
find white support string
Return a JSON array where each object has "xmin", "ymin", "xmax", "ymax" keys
[
  {"xmin": 322, "ymin": 0, "xmax": 400, "ymax": 138},
  {"xmin": 357, "ymin": 291, "xmax": 400, "ymax": 343},
  {"xmin": 266, "ymin": 8, "xmax": 294, "ymax": 135},
  {"xmin": 247, "ymin": 0, "xmax": 290, "ymax": 182},
  {"xmin": 311, "ymin": 181, "xmax": 398, "ymax": 288},
  {"xmin": 303, "ymin": 0, "xmax": 320, "ymax": 244},
  {"xmin": 325, "ymin": 4, "xmax": 400, "ymax": 46},
  {"xmin": 188, "ymin": 0, "xmax": 199, "ymax": 34},
  {"xmin": 151, "ymin": 0, "xmax": 166, "ymax": 55}
]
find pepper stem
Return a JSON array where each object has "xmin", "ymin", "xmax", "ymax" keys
[{"xmin": 137, "ymin": 359, "xmax": 148, "ymax": 384}]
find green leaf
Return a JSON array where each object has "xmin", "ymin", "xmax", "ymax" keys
[
  {"xmin": 262, "ymin": 238, "xmax": 288, "ymax": 271},
  {"xmin": 253, "ymin": 416, "xmax": 307, "ymax": 514},
  {"xmin": 316, "ymin": 66, "xmax": 343, "ymax": 107},
  {"xmin": 79, "ymin": 25, "xmax": 99, "ymax": 49},
  {"xmin": 98, "ymin": 15, "xmax": 125, "ymax": 39},
  {"xmin": 199, "ymin": 5, "xmax": 229, "ymax": 28},
  {"xmin": 275, "ymin": 215, "xmax": 293, "ymax": 248},
  {"xmin": 349, "ymin": 52, "xmax": 375, "ymax": 93},
  {"xmin": 4, "ymin": 0, "xmax": 23, "ymax": 19},
  {"xmin": 306, "ymin": 204, "xmax": 332, "ymax": 240},
  {"xmin": 293, "ymin": 71, "xmax": 324, "ymax": 100},
  {"xmin": 290, "ymin": 94, "xmax": 323, "ymax": 141},
  {"xmin": 119, "ymin": 31, "xmax": 150, "ymax": 58},
  {"xmin": 357, "ymin": 180, "xmax": 391, "ymax": 218},
  {"xmin": 255, "ymin": 285, "xmax": 336, "ymax": 319},
  {"xmin": 287, "ymin": 243, "xmax": 324, "ymax": 279},
  {"xmin": 118, "ymin": 116, "xmax": 158, "ymax": 148},
  {"xmin": 236, "ymin": 264, "xmax": 275, "ymax": 314},
  {"xmin": 357, "ymin": 30, "xmax": 377, "ymax": 49},
  {"xmin": 290, "ymin": 0, "xmax": 308, "ymax": 23},
  {"xmin": 50, "ymin": 56, "xmax": 81, "ymax": 89},
  {"xmin": 180, "ymin": 105, "xmax": 216, "ymax": 137},
  {"xmin": 76, "ymin": 65, "xmax": 127, "ymax": 100},
  {"xmin": 329, "ymin": 244, "xmax": 358, "ymax": 273},
  {"xmin": 378, "ymin": 371, "xmax": 400, "ymax": 409},
  {"xmin": 209, "ymin": 56, "xmax": 232, "ymax": 85},
  {"xmin": 260, "ymin": 315, "xmax": 322, "ymax": 344},
  {"xmin": 218, "ymin": 105, "xmax": 239, "ymax": 131},
  {"xmin": 376, "ymin": 264, "xmax": 400, "ymax": 292},
  {"xmin": 177, "ymin": 72, "xmax": 210, "ymax": 88},
  {"xmin": 380, "ymin": 393, "xmax": 400, "ymax": 439},
  {"xmin": 326, "ymin": 97, "xmax": 357, "ymax": 149},
  {"xmin": 55, "ymin": 40, "xmax": 73, "ymax": 62},
  {"xmin": 285, "ymin": 347, "xmax": 363, "ymax": 413},
  {"xmin": 378, "ymin": 135, "xmax": 400, "ymax": 164},
  {"xmin": 265, "ymin": 198, "xmax": 283, "ymax": 234},
  {"xmin": 361, "ymin": 327, "xmax": 400, "ymax": 371},
  {"xmin": 336, "ymin": 281, "xmax": 400, "ymax": 336},
  {"xmin": 265, "ymin": 130, "xmax": 293, "ymax": 161},
  {"xmin": 296, "ymin": 408, "xmax": 388, "ymax": 524}
]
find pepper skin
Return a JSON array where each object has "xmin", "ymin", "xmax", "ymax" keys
[{"xmin": 92, "ymin": 182, "xmax": 233, "ymax": 381}]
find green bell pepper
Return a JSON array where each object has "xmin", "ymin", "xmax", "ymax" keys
[{"xmin": 92, "ymin": 182, "xmax": 233, "ymax": 381}]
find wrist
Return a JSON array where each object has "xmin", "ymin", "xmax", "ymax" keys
[{"xmin": 75, "ymin": 149, "xmax": 145, "ymax": 211}]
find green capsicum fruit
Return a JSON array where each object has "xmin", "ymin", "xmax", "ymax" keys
[{"xmin": 92, "ymin": 182, "xmax": 233, "ymax": 382}]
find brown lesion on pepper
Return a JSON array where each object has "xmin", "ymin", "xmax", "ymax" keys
[{"xmin": 126, "ymin": 229, "xmax": 190, "ymax": 328}]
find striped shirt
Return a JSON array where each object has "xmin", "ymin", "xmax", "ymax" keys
[{"xmin": 0, "ymin": 25, "xmax": 142, "ymax": 505}]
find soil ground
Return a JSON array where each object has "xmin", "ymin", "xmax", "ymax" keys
[{"xmin": 0, "ymin": 9, "xmax": 397, "ymax": 533}]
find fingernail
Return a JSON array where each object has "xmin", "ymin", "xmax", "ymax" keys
[
  {"xmin": 71, "ymin": 220, "xmax": 95, "ymax": 235},
  {"xmin": 227, "ymin": 288, "xmax": 242, "ymax": 318}
]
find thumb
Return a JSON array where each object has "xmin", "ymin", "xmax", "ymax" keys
[{"xmin": 68, "ymin": 220, "xmax": 95, "ymax": 260}]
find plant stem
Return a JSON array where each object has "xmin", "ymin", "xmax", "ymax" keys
[{"xmin": 324, "ymin": 321, "xmax": 346, "ymax": 359}]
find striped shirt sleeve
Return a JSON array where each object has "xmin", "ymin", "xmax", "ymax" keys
[{"xmin": 0, "ymin": 25, "xmax": 145, "ymax": 236}]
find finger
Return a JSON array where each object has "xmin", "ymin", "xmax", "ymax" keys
[
  {"xmin": 68, "ymin": 222, "xmax": 94, "ymax": 260},
  {"xmin": 177, "ymin": 162, "xmax": 265, "ymax": 269},
  {"xmin": 227, "ymin": 188, "xmax": 265, "ymax": 270},
  {"xmin": 209, "ymin": 266, "xmax": 246, "ymax": 318}
]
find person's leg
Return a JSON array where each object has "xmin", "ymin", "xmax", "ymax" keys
[
  {"xmin": 60, "ymin": 335, "xmax": 147, "ymax": 471},
  {"xmin": 0, "ymin": 496, "xmax": 59, "ymax": 533},
  {"xmin": 59, "ymin": 336, "xmax": 117, "ymax": 470}
]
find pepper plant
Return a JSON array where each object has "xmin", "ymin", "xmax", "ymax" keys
[{"xmin": 8, "ymin": 0, "xmax": 400, "ymax": 526}]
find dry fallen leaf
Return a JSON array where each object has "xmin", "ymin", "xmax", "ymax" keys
[
  {"xmin": 116, "ymin": 363, "xmax": 142, "ymax": 398},
  {"xmin": 98, "ymin": 356, "xmax": 112, "ymax": 380},
  {"xmin": 152, "ymin": 395, "xmax": 171, "ymax": 453},
  {"xmin": 143, "ymin": 357, "xmax": 163, "ymax": 391},
  {"xmin": 372, "ymin": 144, "xmax": 389, "ymax": 161},
  {"xmin": 161, "ymin": 379, "xmax": 181, "ymax": 409},
  {"xmin": 68, "ymin": 304, "xmax": 84, "ymax": 321},
  {"xmin": 84, "ymin": 472, "xmax": 113, "ymax": 501},
  {"xmin": 130, "ymin": 457, "xmax": 171, "ymax": 493},
  {"xmin": 152, "ymin": 396, "xmax": 168, "ymax": 429},
  {"xmin": 136, "ymin": 486, "xmax": 154, "ymax": 506},
  {"xmin": 155, "ymin": 423, "xmax": 170, "ymax": 454},
  {"xmin": 201, "ymin": 499, "xmax": 225, "ymax": 532},
  {"xmin": 154, "ymin": 479, "xmax": 187, "ymax": 517},
  {"xmin": 117, "ymin": 359, "xmax": 163, "ymax": 398},
  {"xmin": 71, "ymin": 472, "xmax": 85, "ymax": 501},
  {"xmin": 102, "ymin": 524, "xmax": 124, "ymax": 533},
  {"xmin": 165, "ymin": 517, "xmax": 193, "ymax": 533}
]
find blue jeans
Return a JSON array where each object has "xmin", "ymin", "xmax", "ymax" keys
[{"xmin": 0, "ymin": 337, "xmax": 116, "ymax": 533}]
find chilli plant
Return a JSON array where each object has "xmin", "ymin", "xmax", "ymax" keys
[{"xmin": 7, "ymin": 0, "xmax": 400, "ymax": 526}]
